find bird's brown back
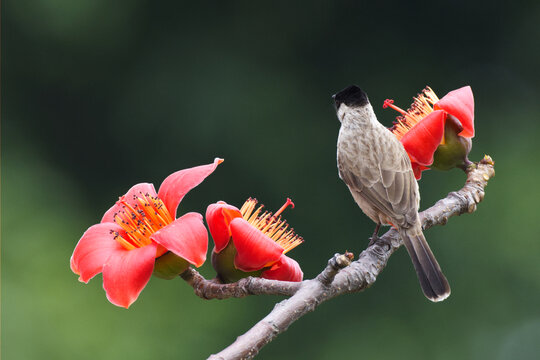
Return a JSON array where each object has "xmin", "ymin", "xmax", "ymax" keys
[{"xmin": 337, "ymin": 108, "xmax": 420, "ymax": 228}]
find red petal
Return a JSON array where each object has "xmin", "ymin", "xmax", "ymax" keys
[
  {"xmin": 401, "ymin": 110, "xmax": 446, "ymax": 166},
  {"xmin": 71, "ymin": 223, "xmax": 125, "ymax": 283},
  {"xmin": 102, "ymin": 242, "xmax": 157, "ymax": 308},
  {"xmin": 205, "ymin": 202, "xmax": 242, "ymax": 253},
  {"xmin": 434, "ymin": 86, "xmax": 475, "ymax": 138},
  {"xmin": 151, "ymin": 212, "xmax": 208, "ymax": 267},
  {"xmin": 157, "ymin": 158, "xmax": 223, "ymax": 217},
  {"xmin": 101, "ymin": 183, "xmax": 158, "ymax": 223},
  {"xmin": 230, "ymin": 218, "xmax": 284, "ymax": 272},
  {"xmin": 262, "ymin": 255, "xmax": 303, "ymax": 282},
  {"xmin": 410, "ymin": 162, "xmax": 431, "ymax": 180}
]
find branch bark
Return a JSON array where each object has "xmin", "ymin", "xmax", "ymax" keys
[
  {"xmin": 192, "ymin": 156, "xmax": 494, "ymax": 360},
  {"xmin": 180, "ymin": 268, "xmax": 301, "ymax": 299}
]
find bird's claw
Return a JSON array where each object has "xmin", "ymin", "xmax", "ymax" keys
[{"xmin": 368, "ymin": 235, "xmax": 379, "ymax": 247}]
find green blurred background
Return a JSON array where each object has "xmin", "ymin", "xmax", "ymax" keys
[{"xmin": 3, "ymin": 1, "xmax": 540, "ymax": 359}]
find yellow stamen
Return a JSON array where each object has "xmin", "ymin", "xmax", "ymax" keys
[
  {"xmin": 385, "ymin": 86, "xmax": 440, "ymax": 140},
  {"xmin": 112, "ymin": 192, "xmax": 174, "ymax": 250},
  {"xmin": 239, "ymin": 198, "xmax": 304, "ymax": 254}
]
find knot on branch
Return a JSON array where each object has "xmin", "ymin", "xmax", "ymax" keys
[{"xmin": 317, "ymin": 252, "xmax": 354, "ymax": 286}]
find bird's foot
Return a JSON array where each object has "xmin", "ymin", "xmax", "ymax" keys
[{"xmin": 368, "ymin": 223, "xmax": 381, "ymax": 247}]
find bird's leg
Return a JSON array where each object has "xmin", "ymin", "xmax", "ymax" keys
[{"xmin": 368, "ymin": 223, "xmax": 381, "ymax": 247}]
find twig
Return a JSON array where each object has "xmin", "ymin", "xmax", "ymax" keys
[{"xmin": 201, "ymin": 156, "xmax": 495, "ymax": 360}]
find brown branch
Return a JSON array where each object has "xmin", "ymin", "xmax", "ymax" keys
[
  {"xmin": 202, "ymin": 156, "xmax": 495, "ymax": 360},
  {"xmin": 181, "ymin": 251, "xmax": 355, "ymax": 300},
  {"xmin": 180, "ymin": 268, "xmax": 301, "ymax": 299}
]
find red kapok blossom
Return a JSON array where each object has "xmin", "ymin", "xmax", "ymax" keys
[
  {"xmin": 383, "ymin": 86, "xmax": 475, "ymax": 179},
  {"xmin": 70, "ymin": 158, "xmax": 223, "ymax": 308},
  {"xmin": 206, "ymin": 198, "xmax": 304, "ymax": 283}
]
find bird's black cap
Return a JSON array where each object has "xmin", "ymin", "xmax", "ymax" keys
[{"xmin": 333, "ymin": 85, "xmax": 369, "ymax": 108}]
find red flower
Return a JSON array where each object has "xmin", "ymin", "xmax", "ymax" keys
[
  {"xmin": 206, "ymin": 198, "xmax": 304, "ymax": 283},
  {"xmin": 383, "ymin": 86, "xmax": 475, "ymax": 179},
  {"xmin": 70, "ymin": 158, "xmax": 223, "ymax": 308}
]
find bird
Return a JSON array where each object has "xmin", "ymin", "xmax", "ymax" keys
[{"xmin": 334, "ymin": 85, "xmax": 451, "ymax": 302}]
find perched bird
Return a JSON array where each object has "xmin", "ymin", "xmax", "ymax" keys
[{"xmin": 334, "ymin": 85, "xmax": 451, "ymax": 302}]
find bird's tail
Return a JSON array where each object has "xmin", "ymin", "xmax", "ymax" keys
[{"xmin": 399, "ymin": 225, "xmax": 451, "ymax": 302}]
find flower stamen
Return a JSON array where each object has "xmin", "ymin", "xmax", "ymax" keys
[
  {"xmin": 239, "ymin": 198, "xmax": 304, "ymax": 254},
  {"xmin": 112, "ymin": 193, "xmax": 174, "ymax": 250},
  {"xmin": 385, "ymin": 86, "xmax": 440, "ymax": 140},
  {"xmin": 239, "ymin": 198, "xmax": 258, "ymax": 222}
]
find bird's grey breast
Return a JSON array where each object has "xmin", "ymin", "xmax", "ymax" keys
[{"xmin": 337, "ymin": 118, "xmax": 385, "ymax": 183}]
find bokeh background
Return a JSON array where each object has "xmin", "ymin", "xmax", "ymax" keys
[{"xmin": 3, "ymin": 1, "xmax": 540, "ymax": 359}]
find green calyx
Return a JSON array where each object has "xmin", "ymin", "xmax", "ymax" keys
[
  {"xmin": 211, "ymin": 241, "xmax": 263, "ymax": 283},
  {"xmin": 432, "ymin": 114, "xmax": 472, "ymax": 171},
  {"xmin": 153, "ymin": 251, "xmax": 190, "ymax": 280}
]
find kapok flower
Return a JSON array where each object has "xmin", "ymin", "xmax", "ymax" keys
[
  {"xmin": 70, "ymin": 158, "xmax": 223, "ymax": 308},
  {"xmin": 206, "ymin": 198, "xmax": 303, "ymax": 283},
  {"xmin": 383, "ymin": 86, "xmax": 475, "ymax": 179}
]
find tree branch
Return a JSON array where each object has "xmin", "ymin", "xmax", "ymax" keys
[
  {"xmin": 180, "ymin": 268, "xmax": 301, "ymax": 299},
  {"xmin": 201, "ymin": 156, "xmax": 495, "ymax": 360}
]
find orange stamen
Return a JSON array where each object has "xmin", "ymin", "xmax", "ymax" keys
[
  {"xmin": 239, "ymin": 198, "xmax": 303, "ymax": 254},
  {"xmin": 112, "ymin": 193, "xmax": 174, "ymax": 250},
  {"xmin": 384, "ymin": 87, "xmax": 440, "ymax": 140}
]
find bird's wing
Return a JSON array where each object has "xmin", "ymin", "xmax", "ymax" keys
[{"xmin": 338, "ymin": 141, "xmax": 419, "ymax": 227}]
